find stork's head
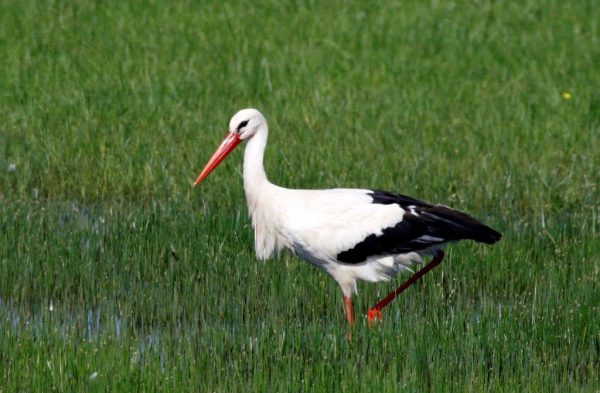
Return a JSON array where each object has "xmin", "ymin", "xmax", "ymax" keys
[
  {"xmin": 193, "ymin": 109, "xmax": 266, "ymax": 186},
  {"xmin": 229, "ymin": 108, "xmax": 266, "ymax": 140}
]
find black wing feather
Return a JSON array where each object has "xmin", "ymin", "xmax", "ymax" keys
[{"xmin": 336, "ymin": 191, "xmax": 501, "ymax": 264}]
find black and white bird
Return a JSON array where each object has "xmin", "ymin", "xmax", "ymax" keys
[{"xmin": 194, "ymin": 109, "xmax": 501, "ymax": 326}]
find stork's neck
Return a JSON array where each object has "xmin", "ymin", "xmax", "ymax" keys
[
  {"xmin": 242, "ymin": 124, "xmax": 287, "ymax": 260},
  {"xmin": 243, "ymin": 126, "xmax": 270, "ymax": 197}
]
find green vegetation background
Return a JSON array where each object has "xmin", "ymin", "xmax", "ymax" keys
[{"xmin": 0, "ymin": 0, "xmax": 598, "ymax": 391}]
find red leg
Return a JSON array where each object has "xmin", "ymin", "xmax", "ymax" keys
[
  {"xmin": 344, "ymin": 295, "xmax": 355, "ymax": 326},
  {"xmin": 368, "ymin": 251, "xmax": 445, "ymax": 325}
]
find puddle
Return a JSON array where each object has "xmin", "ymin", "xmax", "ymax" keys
[{"xmin": 1, "ymin": 298, "xmax": 168, "ymax": 370}]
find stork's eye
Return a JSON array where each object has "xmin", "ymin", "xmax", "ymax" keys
[{"xmin": 237, "ymin": 120, "xmax": 249, "ymax": 131}]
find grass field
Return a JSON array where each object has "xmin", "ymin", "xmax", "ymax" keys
[{"xmin": 1, "ymin": 0, "xmax": 599, "ymax": 391}]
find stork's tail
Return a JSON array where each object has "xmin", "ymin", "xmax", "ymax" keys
[{"xmin": 421, "ymin": 205, "xmax": 502, "ymax": 244}]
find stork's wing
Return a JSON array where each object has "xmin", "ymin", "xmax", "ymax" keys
[
  {"xmin": 282, "ymin": 189, "xmax": 501, "ymax": 264},
  {"xmin": 336, "ymin": 191, "xmax": 501, "ymax": 263}
]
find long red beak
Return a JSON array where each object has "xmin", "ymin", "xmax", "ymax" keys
[{"xmin": 193, "ymin": 131, "xmax": 242, "ymax": 186}]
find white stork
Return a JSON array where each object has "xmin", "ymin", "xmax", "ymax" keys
[{"xmin": 194, "ymin": 109, "xmax": 501, "ymax": 326}]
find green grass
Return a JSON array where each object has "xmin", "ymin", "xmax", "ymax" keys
[{"xmin": 0, "ymin": 0, "xmax": 599, "ymax": 391}]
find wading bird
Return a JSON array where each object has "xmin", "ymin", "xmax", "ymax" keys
[{"xmin": 194, "ymin": 109, "xmax": 501, "ymax": 327}]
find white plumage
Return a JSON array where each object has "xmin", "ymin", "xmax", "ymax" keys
[{"xmin": 249, "ymin": 185, "xmax": 422, "ymax": 293}]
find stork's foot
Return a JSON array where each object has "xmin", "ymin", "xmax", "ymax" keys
[
  {"xmin": 367, "ymin": 308, "xmax": 383, "ymax": 327},
  {"xmin": 367, "ymin": 251, "xmax": 445, "ymax": 324}
]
